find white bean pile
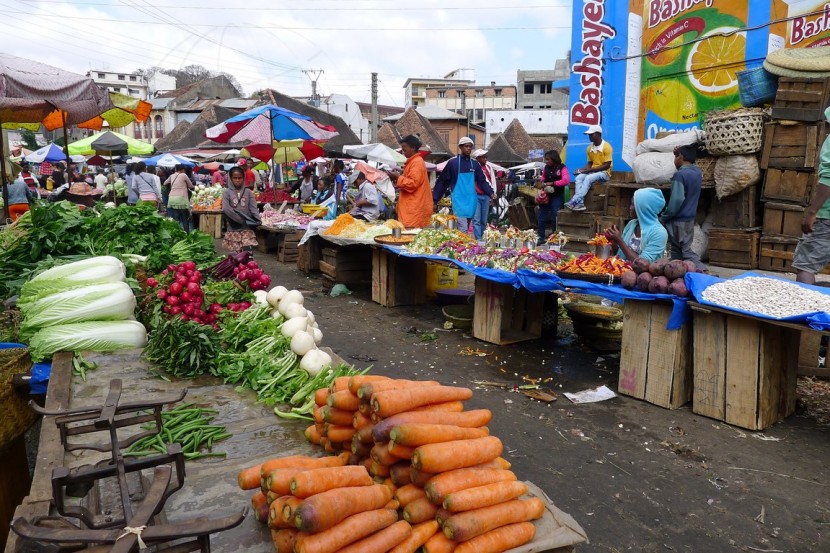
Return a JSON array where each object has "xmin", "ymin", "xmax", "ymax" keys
[{"xmin": 701, "ymin": 276, "xmax": 830, "ymax": 319}]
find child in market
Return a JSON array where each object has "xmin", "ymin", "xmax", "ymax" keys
[
  {"xmin": 661, "ymin": 144, "xmax": 706, "ymax": 272},
  {"xmin": 607, "ymin": 187, "xmax": 667, "ymax": 263}
]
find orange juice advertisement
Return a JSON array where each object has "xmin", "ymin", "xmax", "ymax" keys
[
  {"xmin": 640, "ymin": 1, "xmax": 751, "ymax": 139},
  {"xmin": 770, "ymin": 1, "xmax": 830, "ymax": 49}
]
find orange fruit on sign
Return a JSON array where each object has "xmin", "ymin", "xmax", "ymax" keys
[{"xmin": 686, "ymin": 27, "xmax": 746, "ymax": 96}]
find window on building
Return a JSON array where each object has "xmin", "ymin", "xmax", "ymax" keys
[
  {"xmin": 475, "ymin": 89, "xmax": 483, "ymax": 97},
  {"xmin": 475, "ymin": 109, "xmax": 484, "ymax": 120},
  {"xmin": 128, "ymin": 88, "xmax": 139, "ymax": 96},
  {"xmin": 540, "ymin": 83, "xmax": 552, "ymax": 94},
  {"xmin": 438, "ymin": 90, "xmax": 446, "ymax": 98},
  {"xmin": 439, "ymin": 131, "xmax": 450, "ymax": 145},
  {"xmin": 154, "ymin": 115, "xmax": 163, "ymax": 139},
  {"xmin": 524, "ymin": 83, "xmax": 534, "ymax": 94},
  {"xmin": 129, "ymin": 75, "xmax": 137, "ymax": 82},
  {"xmin": 494, "ymin": 89, "xmax": 502, "ymax": 97},
  {"xmin": 524, "ymin": 105, "xmax": 534, "ymax": 109},
  {"xmin": 97, "ymin": 72, "xmax": 106, "ymax": 79},
  {"xmin": 118, "ymin": 75, "xmax": 125, "ymax": 81}
]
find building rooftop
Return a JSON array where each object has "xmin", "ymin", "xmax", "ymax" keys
[{"xmin": 383, "ymin": 105, "xmax": 464, "ymax": 122}]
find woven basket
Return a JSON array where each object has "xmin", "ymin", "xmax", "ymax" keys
[
  {"xmin": 697, "ymin": 157, "xmax": 716, "ymax": 182},
  {"xmin": 0, "ymin": 347, "xmax": 37, "ymax": 450},
  {"xmin": 703, "ymin": 108, "xmax": 766, "ymax": 156}
]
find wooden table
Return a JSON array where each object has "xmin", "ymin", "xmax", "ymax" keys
[{"xmin": 192, "ymin": 209, "xmax": 223, "ymax": 238}]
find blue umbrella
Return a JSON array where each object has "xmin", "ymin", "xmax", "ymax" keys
[
  {"xmin": 144, "ymin": 153, "xmax": 195, "ymax": 168},
  {"xmin": 204, "ymin": 104, "xmax": 339, "ymax": 144},
  {"xmin": 24, "ymin": 143, "xmax": 67, "ymax": 163}
]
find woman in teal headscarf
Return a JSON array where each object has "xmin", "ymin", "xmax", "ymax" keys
[{"xmin": 607, "ymin": 187, "xmax": 667, "ymax": 262}]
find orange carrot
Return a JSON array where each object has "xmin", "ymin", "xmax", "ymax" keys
[
  {"xmin": 237, "ymin": 466, "xmax": 266, "ymax": 490},
  {"xmin": 327, "ymin": 389, "xmax": 360, "ymax": 411},
  {"xmin": 390, "ymin": 461, "xmax": 412, "ymax": 486},
  {"xmin": 347, "ymin": 453, "xmax": 363, "ymax": 466},
  {"xmin": 358, "ymin": 400, "xmax": 373, "ymax": 416},
  {"xmin": 268, "ymin": 496, "xmax": 296, "ymax": 529},
  {"xmin": 348, "ymin": 374, "xmax": 390, "ymax": 395},
  {"xmin": 394, "ymin": 483, "xmax": 427, "ymax": 507},
  {"xmin": 388, "ymin": 520, "xmax": 440, "ymax": 553},
  {"xmin": 409, "ymin": 466, "xmax": 435, "ymax": 487},
  {"xmin": 293, "ymin": 508, "xmax": 398, "ymax": 553},
  {"xmin": 385, "ymin": 498, "xmax": 401, "ymax": 510},
  {"xmin": 372, "ymin": 386, "xmax": 473, "ymax": 417},
  {"xmin": 442, "ymin": 498, "xmax": 544, "ymax": 541},
  {"xmin": 412, "ymin": 436, "xmax": 502, "ymax": 473},
  {"xmin": 313, "ymin": 405, "xmax": 324, "ymax": 424},
  {"xmin": 352, "ymin": 436, "xmax": 372, "ymax": 457},
  {"xmin": 304, "ymin": 424, "xmax": 323, "ymax": 445},
  {"xmin": 369, "ymin": 461, "xmax": 391, "ymax": 478},
  {"xmin": 403, "ymin": 496, "xmax": 439, "ymax": 524},
  {"xmin": 266, "ymin": 491, "xmax": 279, "ymax": 504},
  {"xmin": 372, "ymin": 409, "xmax": 493, "ymax": 443},
  {"xmin": 443, "ymin": 481, "xmax": 529, "ymax": 512},
  {"xmin": 370, "ymin": 443, "xmax": 399, "ymax": 466},
  {"xmin": 320, "ymin": 405, "xmax": 355, "ymax": 426},
  {"xmin": 271, "ymin": 528, "xmax": 300, "ymax": 553},
  {"xmin": 388, "ymin": 442, "xmax": 416, "ymax": 460},
  {"xmin": 264, "ymin": 467, "xmax": 307, "ymax": 495},
  {"xmin": 353, "ymin": 411, "xmax": 372, "ymax": 430},
  {"xmin": 390, "ymin": 424, "xmax": 490, "ymax": 447},
  {"xmin": 323, "ymin": 439, "xmax": 336, "ymax": 454},
  {"xmin": 293, "ymin": 484, "xmax": 394, "ymax": 533},
  {"xmin": 424, "ymin": 468, "xmax": 517, "ymax": 505},
  {"xmin": 281, "ymin": 496, "xmax": 304, "ymax": 524},
  {"xmin": 336, "ymin": 520, "xmax": 412, "ymax": 553},
  {"xmin": 381, "ymin": 477, "xmax": 398, "ymax": 494},
  {"xmin": 290, "ymin": 465, "xmax": 373, "ymax": 498},
  {"xmin": 256, "ymin": 452, "xmax": 350, "ymax": 482},
  {"xmin": 328, "ymin": 376, "xmax": 351, "ymax": 393},
  {"xmin": 314, "ymin": 388, "xmax": 330, "ymax": 407},
  {"xmin": 357, "ymin": 379, "xmax": 440, "ymax": 399},
  {"xmin": 453, "ymin": 522, "xmax": 536, "ymax": 553},
  {"xmin": 422, "ymin": 531, "xmax": 457, "ymax": 553},
  {"xmin": 357, "ymin": 423, "xmax": 375, "ymax": 444},
  {"xmin": 413, "ymin": 400, "xmax": 465, "ymax": 413},
  {"xmin": 251, "ymin": 491, "xmax": 268, "ymax": 523},
  {"xmin": 435, "ymin": 507, "xmax": 453, "ymax": 527},
  {"xmin": 324, "ymin": 424, "xmax": 356, "ymax": 443},
  {"xmin": 361, "ymin": 456, "xmax": 374, "ymax": 472}
]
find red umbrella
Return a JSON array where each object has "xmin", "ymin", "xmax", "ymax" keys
[
  {"xmin": 243, "ymin": 140, "xmax": 325, "ymax": 163},
  {"xmin": 87, "ymin": 154, "xmax": 109, "ymax": 166}
]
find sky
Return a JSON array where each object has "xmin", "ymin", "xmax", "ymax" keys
[{"xmin": 1, "ymin": 0, "xmax": 574, "ymax": 106}]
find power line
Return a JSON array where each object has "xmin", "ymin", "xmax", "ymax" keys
[{"xmin": 21, "ymin": 0, "xmax": 571, "ymax": 11}]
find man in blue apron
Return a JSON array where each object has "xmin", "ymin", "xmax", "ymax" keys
[{"xmin": 433, "ymin": 136, "xmax": 494, "ymax": 239}]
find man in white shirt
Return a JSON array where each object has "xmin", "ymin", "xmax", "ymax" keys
[
  {"xmin": 94, "ymin": 168, "xmax": 108, "ymax": 191},
  {"xmin": 348, "ymin": 172, "xmax": 380, "ymax": 221}
]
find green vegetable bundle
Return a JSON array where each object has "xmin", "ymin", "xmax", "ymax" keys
[{"xmin": 125, "ymin": 403, "xmax": 230, "ymax": 460}]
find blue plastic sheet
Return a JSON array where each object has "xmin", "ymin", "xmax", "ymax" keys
[
  {"xmin": 386, "ymin": 245, "xmax": 519, "ymax": 287},
  {"xmin": 1, "ymin": 342, "xmax": 50, "ymax": 394},
  {"xmin": 516, "ymin": 269, "xmax": 565, "ymax": 293},
  {"xmin": 686, "ymin": 271, "xmax": 830, "ymax": 330}
]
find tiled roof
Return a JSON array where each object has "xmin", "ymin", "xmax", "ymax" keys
[
  {"xmin": 502, "ymin": 119, "xmax": 538, "ymax": 159},
  {"xmin": 391, "ymin": 108, "xmax": 452, "ymax": 157},
  {"xmin": 484, "ymin": 134, "xmax": 527, "ymax": 166}
]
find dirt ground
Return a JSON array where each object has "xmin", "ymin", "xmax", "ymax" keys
[{"xmin": 249, "ymin": 245, "xmax": 830, "ymax": 553}]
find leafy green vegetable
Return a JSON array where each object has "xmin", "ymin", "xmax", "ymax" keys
[
  {"xmin": 143, "ymin": 318, "xmax": 221, "ymax": 377},
  {"xmin": 202, "ymin": 280, "xmax": 250, "ymax": 308},
  {"xmin": 29, "ymin": 320, "xmax": 148, "ymax": 362},
  {"xmin": 19, "ymin": 256, "xmax": 126, "ymax": 300}
]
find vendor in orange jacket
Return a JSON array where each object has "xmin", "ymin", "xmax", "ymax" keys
[{"xmin": 386, "ymin": 135, "xmax": 433, "ymax": 228}]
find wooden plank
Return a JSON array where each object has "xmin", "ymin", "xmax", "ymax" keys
[
  {"xmin": 709, "ymin": 185, "xmax": 758, "ymax": 229},
  {"xmin": 759, "ymin": 234, "xmax": 830, "ymax": 274},
  {"xmin": 762, "ymin": 202, "xmax": 805, "ymax": 237},
  {"xmin": 724, "ymin": 316, "xmax": 760, "ymax": 430},
  {"xmin": 472, "ymin": 278, "xmax": 542, "ymax": 345},
  {"xmin": 799, "ymin": 331, "xmax": 822, "ymax": 372},
  {"xmin": 371, "ymin": 248, "xmax": 383, "ymax": 304},
  {"xmin": 692, "ymin": 311, "xmax": 726, "ymax": 421},
  {"xmin": 762, "ymin": 168, "xmax": 817, "ymax": 206},
  {"xmin": 781, "ymin": 328, "xmax": 801, "ymax": 419},
  {"xmin": 473, "ymin": 278, "xmax": 504, "ymax": 345},
  {"xmin": 619, "ymin": 301, "xmax": 651, "ymax": 399},
  {"xmin": 643, "ymin": 303, "xmax": 675, "ymax": 407},
  {"xmin": 707, "ymin": 229, "xmax": 759, "ymax": 269}
]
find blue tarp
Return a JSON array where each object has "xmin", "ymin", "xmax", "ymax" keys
[
  {"xmin": 686, "ymin": 272, "xmax": 830, "ymax": 330},
  {"xmin": 0, "ymin": 342, "xmax": 50, "ymax": 394},
  {"xmin": 388, "ymin": 246, "xmax": 519, "ymax": 287}
]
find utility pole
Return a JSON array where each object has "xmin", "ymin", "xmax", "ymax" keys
[
  {"xmin": 370, "ymin": 72, "xmax": 378, "ymax": 143},
  {"xmin": 303, "ymin": 69, "xmax": 324, "ymax": 107}
]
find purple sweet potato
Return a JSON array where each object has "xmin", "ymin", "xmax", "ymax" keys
[
  {"xmin": 648, "ymin": 259, "xmax": 669, "ymax": 276},
  {"xmin": 683, "ymin": 260, "xmax": 697, "ymax": 274},
  {"xmin": 663, "ymin": 259, "xmax": 687, "ymax": 281},
  {"xmin": 648, "ymin": 275, "xmax": 670, "ymax": 294},
  {"xmin": 632, "ymin": 257, "xmax": 651, "ymax": 274},
  {"xmin": 635, "ymin": 272, "xmax": 653, "ymax": 292},
  {"xmin": 621, "ymin": 270, "xmax": 637, "ymax": 290},
  {"xmin": 669, "ymin": 278, "xmax": 689, "ymax": 297}
]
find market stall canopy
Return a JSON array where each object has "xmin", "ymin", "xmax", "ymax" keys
[
  {"xmin": 145, "ymin": 153, "xmax": 195, "ymax": 168},
  {"xmin": 242, "ymin": 139, "xmax": 325, "ymax": 164},
  {"xmin": 0, "ymin": 53, "xmax": 112, "ymax": 131},
  {"xmin": 75, "ymin": 91, "xmax": 152, "ymax": 131},
  {"xmin": 87, "ymin": 154, "xmax": 120, "ymax": 166},
  {"xmin": 24, "ymin": 143, "xmax": 66, "ymax": 163},
  {"xmin": 343, "ymin": 143, "xmax": 406, "ymax": 165},
  {"xmin": 68, "ymin": 131, "xmax": 154, "ymax": 156},
  {"xmin": 205, "ymin": 104, "xmax": 339, "ymax": 145},
  {"xmin": 208, "ymin": 149, "xmax": 241, "ymax": 162},
  {"xmin": 201, "ymin": 161, "xmax": 221, "ymax": 171}
]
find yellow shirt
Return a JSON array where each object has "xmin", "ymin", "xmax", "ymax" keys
[{"xmin": 586, "ymin": 140, "xmax": 613, "ymax": 176}]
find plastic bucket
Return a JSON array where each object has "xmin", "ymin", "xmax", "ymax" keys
[{"xmin": 426, "ymin": 263, "xmax": 459, "ymax": 297}]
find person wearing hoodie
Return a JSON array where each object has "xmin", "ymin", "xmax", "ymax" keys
[{"xmin": 607, "ymin": 187, "xmax": 667, "ymax": 263}]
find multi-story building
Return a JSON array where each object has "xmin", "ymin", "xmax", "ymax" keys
[
  {"xmin": 403, "ymin": 68, "xmax": 475, "ymax": 108},
  {"xmin": 87, "ymin": 69, "xmax": 148, "ymax": 101},
  {"xmin": 423, "ymin": 82, "xmax": 517, "ymax": 126},
  {"xmin": 516, "ymin": 59, "xmax": 570, "ymax": 110}
]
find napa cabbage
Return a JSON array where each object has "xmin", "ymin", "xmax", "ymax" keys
[
  {"xmin": 20, "ymin": 256, "xmax": 125, "ymax": 300},
  {"xmin": 29, "ymin": 320, "xmax": 148, "ymax": 362}
]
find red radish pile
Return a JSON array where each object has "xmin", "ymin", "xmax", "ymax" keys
[{"xmin": 233, "ymin": 259, "xmax": 272, "ymax": 291}]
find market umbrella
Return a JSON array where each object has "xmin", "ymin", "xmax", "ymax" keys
[
  {"xmin": 242, "ymin": 139, "xmax": 326, "ymax": 164},
  {"xmin": 145, "ymin": 153, "xmax": 195, "ymax": 169},
  {"xmin": 73, "ymin": 91, "xmax": 152, "ymax": 131},
  {"xmin": 201, "ymin": 161, "xmax": 221, "ymax": 171},
  {"xmin": 208, "ymin": 149, "xmax": 241, "ymax": 162},
  {"xmin": 205, "ymin": 104, "xmax": 339, "ymax": 145},
  {"xmin": 68, "ymin": 131, "xmax": 154, "ymax": 156},
  {"xmin": 343, "ymin": 143, "xmax": 406, "ymax": 165},
  {"xmin": 86, "ymin": 154, "xmax": 111, "ymax": 166},
  {"xmin": 24, "ymin": 143, "xmax": 67, "ymax": 163}
]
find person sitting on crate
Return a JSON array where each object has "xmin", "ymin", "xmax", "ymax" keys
[
  {"xmin": 607, "ymin": 187, "xmax": 668, "ymax": 263},
  {"xmin": 222, "ymin": 166, "xmax": 261, "ymax": 252},
  {"xmin": 535, "ymin": 149, "xmax": 570, "ymax": 246},
  {"xmin": 566, "ymin": 125, "xmax": 612, "ymax": 211},
  {"xmin": 794, "ymin": 106, "xmax": 830, "ymax": 285},
  {"xmin": 661, "ymin": 145, "xmax": 707, "ymax": 272}
]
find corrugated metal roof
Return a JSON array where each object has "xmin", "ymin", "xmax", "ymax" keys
[
  {"xmin": 219, "ymin": 98, "xmax": 258, "ymax": 109},
  {"xmin": 150, "ymin": 97, "xmax": 172, "ymax": 109}
]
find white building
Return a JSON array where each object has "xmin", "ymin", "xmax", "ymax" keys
[
  {"xmin": 86, "ymin": 69, "xmax": 149, "ymax": 140},
  {"xmin": 403, "ymin": 69, "xmax": 476, "ymax": 108},
  {"xmin": 485, "ymin": 109, "xmax": 569, "ymax": 147}
]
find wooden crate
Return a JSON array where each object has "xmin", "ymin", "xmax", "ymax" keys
[
  {"xmin": 692, "ymin": 307, "xmax": 799, "ymax": 430},
  {"xmin": 507, "ymin": 203, "xmax": 536, "ymax": 230},
  {"xmin": 583, "ymin": 182, "xmax": 607, "ymax": 212},
  {"xmin": 197, "ymin": 213, "xmax": 223, "ymax": 238},
  {"xmin": 762, "ymin": 168, "xmax": 817, "ymax": 206},
  {"xmin": 759, "ymin": 121, "xmax": 827, "ymax": 171},
  {"xmin": 762, "ymin": 202, "xmax": 804, "ymax": 237},
  {"xmin": 472, "ymin": 277, "xmax": 543, "ymax": 345},
  {"xmin": 564, "ymin": 238, "xmax": 593, "ymax": 254},
  {"xmin": 604, "ymin": 185, "xmax": 635, "ymax": 218},
  {"xmin": 618, "ymin": 301, "xmax": 692, "ymax": 409},
  {"xmin": 254, "ymin": 227, "xmax": 281, "ymax": 253},
  {"xmin": 595, "ymin": 215, "xmax": 627, "ymax": 235},
  {"xmin": 772, "ymin": 77, "xmax": 830, "ymax": 122},
  {"xmin": 277, "ymin": 230, "xmax": 303, "ymax": 263},
  {"xmin": 557, "ymin": 210, "xmax": 599, "ymax": 240},
  {"xmin": 709, "ymin": 185, "xmax": 759, "ymax": 228},
  {"xmin": 297, "ymin": 236, "xmax": 321, "ymax": 273},
  {"xmin": 371, "ymin": 248, "xmax": 427, "ymax": 307},
  {"xmin": 798, "ymin": 331, "xmax": 830, "ymax": 377},
  {"xmin": 0, "ymin": 435, "xmax": 31, "ymax": 548},
  {"xmin": 758, "ymin": 234, "xmax": 830, "ymax": 274},
  {"xmin": 320, "ymin": 245, "xmax": 373, "ymax": 286},
  {"xmin": 707, "ymin": 228, "xmax": 760, "ymax": 269}
]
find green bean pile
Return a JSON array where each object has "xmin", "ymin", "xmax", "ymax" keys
[{"xmin": 125, "ymin": 403, "xmax": 231, "ymax": 460}]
